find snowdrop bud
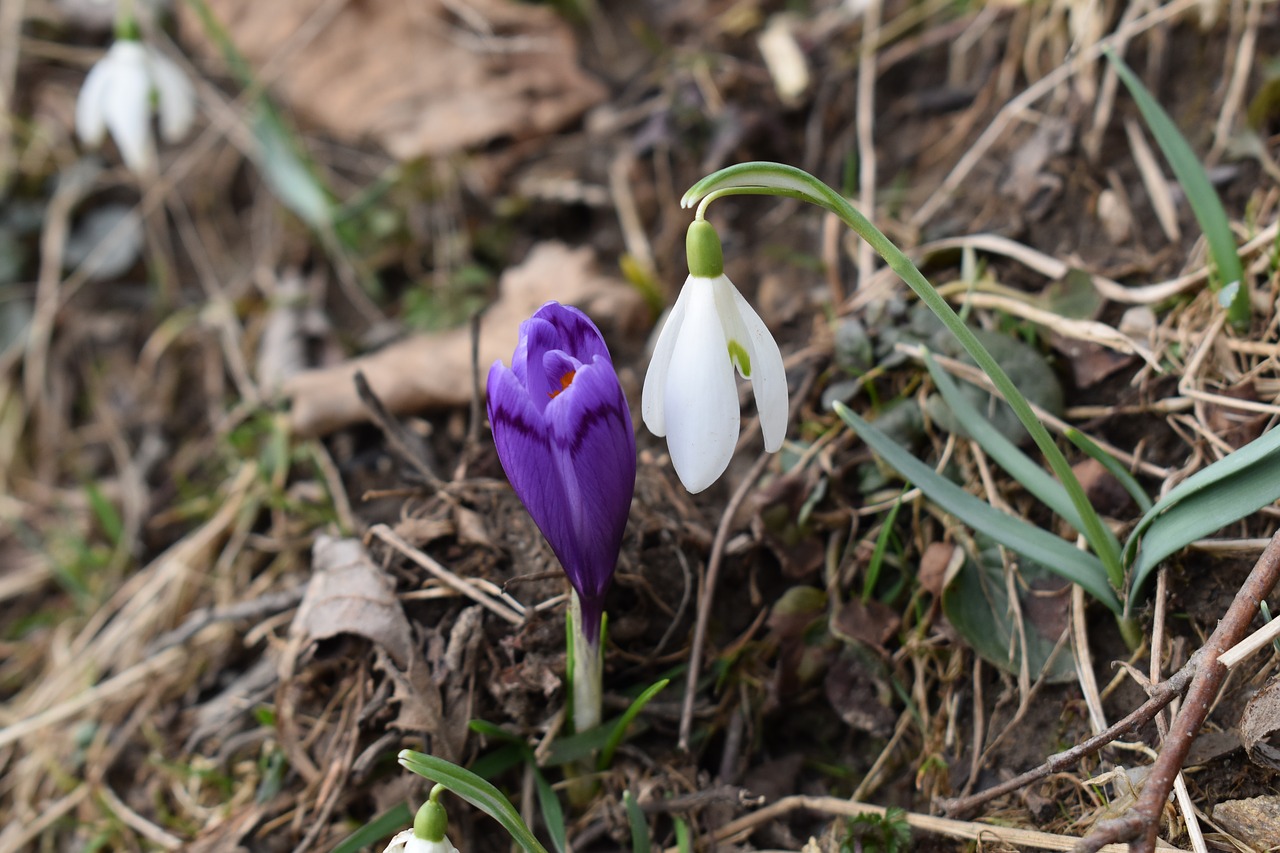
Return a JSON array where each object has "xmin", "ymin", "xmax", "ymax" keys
[
  {"xmin": 642, "ymin": 220, "xmax": 788, "ymax": 493},
  {"xmin": 76, "ymin": 38, "xmax": 196, "ymax": 175},
  {"xmin": 383, "ymin": 789, "xmax": 460, "ymax": 853}
]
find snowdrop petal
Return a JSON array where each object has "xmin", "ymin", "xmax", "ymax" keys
[
  {"xmin": 641, "ymin": 275, "xmax": 694, "ymax": 437},
  {"xmin": 663, "ymin": 281, "xmax": 739, "ymax": 493},
  {"xmin": 100, "ymin": 42, "xmax": 155, "ymax": 173},
  {"xmin": 75, "ymin": 56, "xmax": 113, "ymax": 147},
  {"xmin": 383, "ymin": 829, "xmax": 460, "ymax": 853},
  {"xmin": 148, "ymin": 49, "xmax": 196, "ymax": 143},
  {"xmin": 719, "ymin": 279, "xmax": 788, "ymax": 452},
  {"xmin": 74, "ymin": 39, "xmax": 197, "ymax": 174}
]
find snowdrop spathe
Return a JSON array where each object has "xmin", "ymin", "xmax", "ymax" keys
[
  {"xmin": 642, "ymin": 220, "xmax": 787, "ymax": 493},
  {"xmin": 76, "ymin": 38, "xmax": 195, "ymax": 175}
]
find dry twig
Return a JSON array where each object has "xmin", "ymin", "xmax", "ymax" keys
[{"xmin": 1078, "ymin": 529, "xmax": 1280, "ymax": 852}]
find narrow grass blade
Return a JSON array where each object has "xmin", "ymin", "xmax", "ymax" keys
[
  {"xmin": 674, "ymin": 816, "xmax": 692, "ymax": 853},
  {"xmin": 624, "ymin": 790, "xmax": 651, "ymax": 853},
  {"xmin": 469, "ymin": 719, "xmax": 523, "ymax": 742},
  {"xmin": 833, "ymin": 402, "xmax": 1120, "ymax": 612},
  {"xmin": 185, "ymin": 0, "xmax": 334, "ymax": 229},
  {"xmin": 542, "ymin": 719, "xmax": 626, "ymax": 767},
  {"xmin": 922, "ymin": 350, "xmax": 1121, "ymax": 563},
  {"xmin": 398, "ymin": 750, "xmax": 550, "ymax": 853},
  {"xmin": 683, "ymin": 162, "xmax": 1121, "ymax": 589},
  {"xmin": 531, "ymin": 765, "xmax": 567, "ymax": 853},
  {"xmin": 598, "ymin": 679, "xmax": 669, "ymax": 771},
  {"xmin": 468, "ymin": 742, "xmax": 526, "ymax": 781},
  {"xmin": 862, "ymin": 493, "xmax": 905, "ymax": 603},
  {"xmin": 1105, "ymin": 49, "xmax": 1248, "ymax": 327},
  {"xmin": 328, "ymin": 803, "xmax": 412, "ymax": 853},
  {"xmin": 1127, "ymin": 432, "xmax": 1280, "ymax": 605},
  {"xmin": 1065, "ymin": 428, "xmax": 1153, "ymax": 513}
]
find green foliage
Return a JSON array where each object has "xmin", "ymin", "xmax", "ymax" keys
[
  {"xmin": 684, "ymin": 162, "xmax": 1123, "ymax": 599},
  {"xmin": 833, "ymin": 401, "xmax": 1119, "ymax": 611},
  {"xmin": 623, "ymin": 791, "xmax": 650, "ymax": 853},
  {"xmin": 599, "ymin": 679, "xmax": 669, "ymax": 771},
  {"xmin": 1105, "ymin": 49, "xmax": 1248, "ymax": 328},
  {"xmin": 686, "ymin": 162, "xmax": 1280, "ymax": 663},
  {"xmin": 328, "ymin": 804, "xmax": 412, "ymax": 853},
  {"xmin": 942, "ymin": 538, "xmax": 1077, "ymax": 683},
  {"xmin": 399, "ymin": 750, "xmax": 550, "ymax": 853},
  {"xmin": 402, "ymin": 265, "xmax": 494, "ymax": 332},
  {"xmin": 184, "ymin": 0, "xmax": 334, "ymax": 229},
  {"xmin": 840, "ymin": 807, "xmax": 912, "ymax": 853}
]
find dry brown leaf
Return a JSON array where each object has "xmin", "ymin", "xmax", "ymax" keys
[
  {"xmin": 1204, "ymin": 381, "xmax": 1269, "ymax": 449},
  {"xmin": 373, "ymin": 646, "xmax": 453, "ymax": 756},
  {"xmin": 291, "ymin": 535, "xmax": 413, "ymax": 667},
  {"xmin": 284, "ymin": 242, "xmax": 648, "ymax": 436},
  {"xmin": 824, "ymin": 648, "xmax": 895, "ymax": 737},
  {"xmin": 1212, "ymin": 794, "xmax": 1280, "ymax": 850},
  {"xmin": 830, "ymin": 596, "xmax": 901, "ymax": 654},
  {"xmin": 1070, "ymin": 457, "xmax": 1132, "ymax": 517},
  {"xmin": 917, "ymin": 541, "xmax": 961, "ymax": 599},
  {"xmin": 1241, "ymin": 676, "xmax": 1280, "ymax": 770},
  {"xmin": 180, "ymin": 0, "xmax": 605, "ymax": 159}
]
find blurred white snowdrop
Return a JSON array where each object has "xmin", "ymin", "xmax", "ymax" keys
[
  {"xmin": 75, "ymin": 38, "xmax": 195, "ymax": 175},
  {"xmin": 642, "ymin": 219, "xmax": 788, "ymax": 493}
]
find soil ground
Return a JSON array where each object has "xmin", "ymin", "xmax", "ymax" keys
[{"xmin": 5, "ymin": 1, "xmax": 1280, "ymax": 851}]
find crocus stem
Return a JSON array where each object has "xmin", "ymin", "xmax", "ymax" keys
[{"xmin": 569, "ymin": 591, "xmax": 603, "ymax": 734}]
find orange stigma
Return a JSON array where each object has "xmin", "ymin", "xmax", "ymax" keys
[{"xmin": 548, "ymin": 370, "xmax": 576, "ymax": 399}]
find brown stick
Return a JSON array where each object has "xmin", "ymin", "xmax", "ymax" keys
[
  {"xmin": 946, "ymin": 527, "xmax": 1280, "ymax": 832},
  {"xmin": 1077, "ymin": 528, "xmax": 1280, "ymax": 852},
  {"xmin": 942, "ymin": 664, "xmax": 1193, "ymax": 818}
]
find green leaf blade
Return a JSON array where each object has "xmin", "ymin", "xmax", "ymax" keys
[
  {"xmin": 398, "ymin": 750, "xmax": 550, "ymax": 853},
  {"xmin": 833, "ymin": 402, "xmax": 1120, "ymax": 612},
  {"xmin": 624, "ymin": 790, "xmax": 651, "ymax": 853},
  {"xmin": 598, "ymin": 679, "xmax": 669, "ymax": 771},
  {"xmin": 1105, "ymin": 49, "xmax": 1248, "ymax": 327},
  {"xmin": 1127, "ymin": 434, "xmax": 1280, "ymax": 606},
  {"xmin": 922, "ymin": 350, "xmax": 1120, "ymax": 561}
]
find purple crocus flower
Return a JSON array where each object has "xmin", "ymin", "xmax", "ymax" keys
[{"xmin": 486, "ymin": 302, "xmax": 636, "ymax": 643}]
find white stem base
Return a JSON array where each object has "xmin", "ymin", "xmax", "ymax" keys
[{"xmin": 570, "ymin": 591, "xmax": 603, "ymax": 733}]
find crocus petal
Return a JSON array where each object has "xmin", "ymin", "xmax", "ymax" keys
[
  {"xmin": 486, "ymin": 361, "xmax": 575, "ymax": 575},
  {"xmin": 75, "ymin": 55, "xmax": 113, "ymax": 148},
  {"xmin": 534, "ymin": 302, "xmax": 613, "ymax": 366},
  {"xmin": 517, "ymin": 317, "xmax": 562, "ymax": 412},
  {"xmin": 663, "ymin": 280, "xmax": 739, "ymax": 493},
  {"xmin": 147, "ymin": 48, "xmax": 196, "ymax": 143},
  {"xmin": 544, "ymin": 358, "xmax": 635, "ymax": 636},
  {"xmin": 718, "ymin": 277, "xmax": 788, "ymax": 452},
  {"xmin": 489, "ymin": 300, "xmax": 634, "ymax": 640},
  {"xmin": 513, "ymin": 303, "xmax": 612, "ymax": 406},
  {"xmin": 100, "ymin": 42, "xmax": 155, "ymax": 173},
  {"xmin": 641, "ymin": 275, "xmax": 694, "ymax": 438}
]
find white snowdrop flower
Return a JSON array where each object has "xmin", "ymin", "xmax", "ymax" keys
[
  {"xmin": 382, "ymin": 828, "xmax": 460, "ymax": 853},
  {"xmin": 642, "ymin": 219, "xmax": 788, "ymax": 493},
  {"xmin": 75, "ymin": 38, "xmax": 195, "ymax": 174}
]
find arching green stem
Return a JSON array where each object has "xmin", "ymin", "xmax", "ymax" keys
[{"xmin": 684, "ymin": 163, "xmax": 1125, "ymax": 595}]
